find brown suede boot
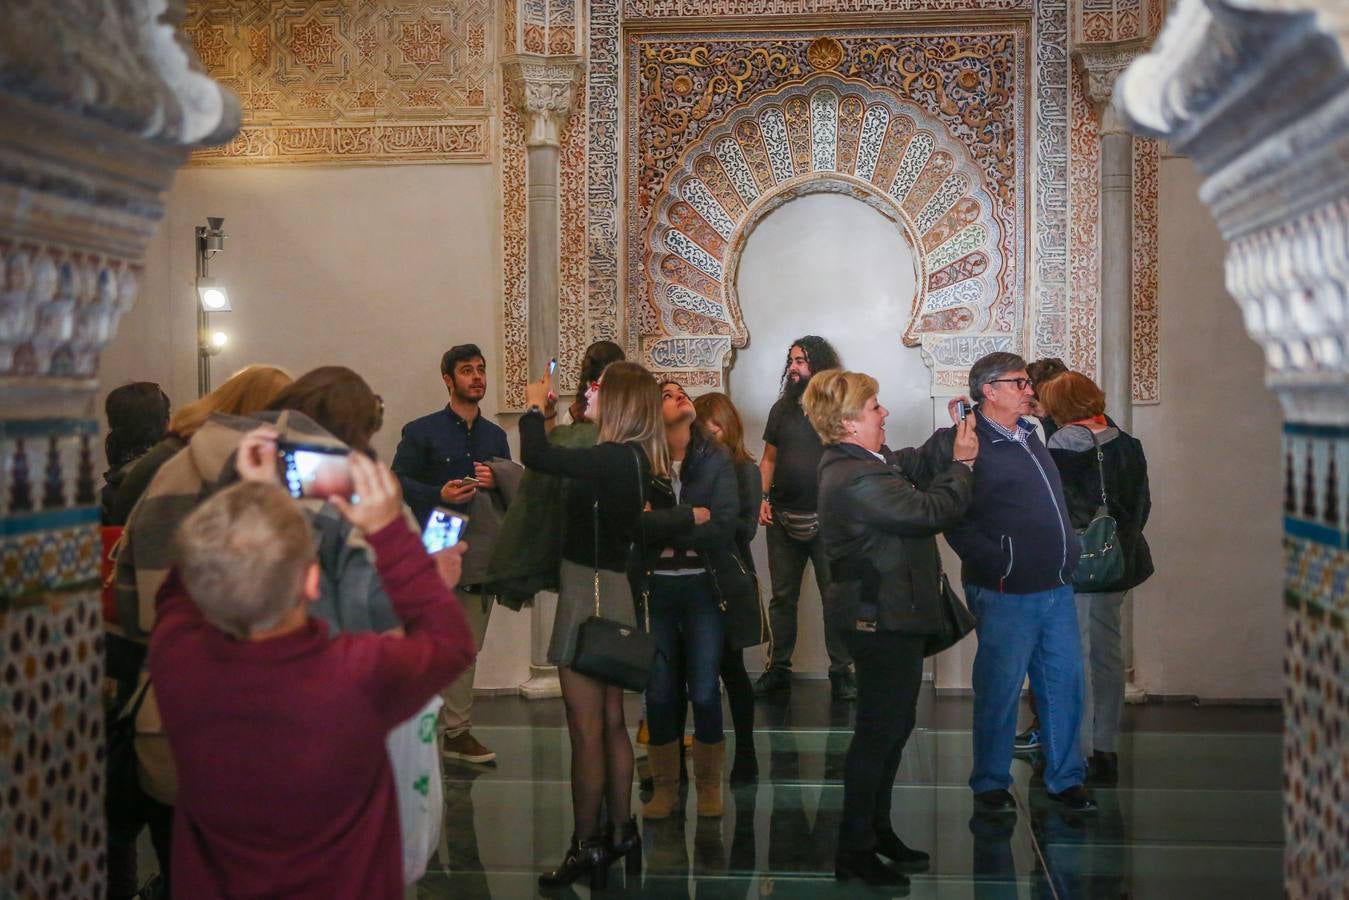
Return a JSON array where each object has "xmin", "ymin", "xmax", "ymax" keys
[
  {"xmin": 691, "ymin": 739, "xmax": 725, "ymax": 817},
  {"xmin": 642, "ymin": 741, "xmax": 681, "ymax": 819}
]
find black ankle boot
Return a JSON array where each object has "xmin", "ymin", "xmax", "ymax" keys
[
  {"xmin": 539, "ymin": 835, "xmax": 610, "ymax": 890},
  {"xmin": 835, "ymin": 849, "xmax": 910, "ymax": 889},
  {"xmin": 729, "ymin": 746, "xmax": 759, "ymax": 785},
  {"xmin": 605, "ymin": 816, "xmax": 643, "ymax": 874},
  {"xmin": 873, "ymin": 825, "xmax": 930, "ymax": 871}
]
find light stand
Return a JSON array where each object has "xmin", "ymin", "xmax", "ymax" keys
[{"xmin": 195, "ymin": 217, "xmax": 228, "ymax": 397}]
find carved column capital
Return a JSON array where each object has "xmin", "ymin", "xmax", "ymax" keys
[
  {"xmin": 1073, "ymin": 41, "xmax": 1148, "ymax": 124},
  {"xmin": 503, "ymin": 56, "xmax": 583, "ymax": 148}
]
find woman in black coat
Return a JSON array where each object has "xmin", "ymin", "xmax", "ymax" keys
[
  {"xmin": 1039, "ymin": 372, "xmax": 1152, "ymax": 783},
  {"xmin": 804, "ymin": 369, "xmax": 979, "ymax": 890}
]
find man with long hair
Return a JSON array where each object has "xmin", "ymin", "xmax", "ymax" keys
[{"xmin": 755, "ymin": 336, "xmax": 856, "ymax": 700}]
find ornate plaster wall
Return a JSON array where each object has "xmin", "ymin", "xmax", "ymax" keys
[
  {"xmin": 183, "ymin": 0, "xmax": 495, "ymax": 165},
  {"xmin": 495, "ymin": 0, "xmax": 1162, "ymax": 409}
]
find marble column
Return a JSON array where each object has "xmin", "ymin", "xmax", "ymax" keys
[
  {"xmin": 505, "ymin": 57, "xmax": 581, "ymax": 700},
  {"xmin": 0, "ymin": 1, "xmax": 238, "ymax": 894},
  {"xmin": 1075, "ymin": 44, "xmax": 1145, "ymax": 698},
  {"xmin": 1075, "ymin": 45, "xmax": 1145, "ymax": 429},
  {"xmin": 1119, "ymin": 2, "xmax": 1349, "ymax": 894}
]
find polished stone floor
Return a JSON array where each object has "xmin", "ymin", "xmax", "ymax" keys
[{"xmin": 416, "ymin": 683, "xmax": 1284, "ymax": 898}]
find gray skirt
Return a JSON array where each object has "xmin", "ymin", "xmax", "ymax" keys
[{"xmin": 549, "ymin": 558, "xmax": 637, "ymax": 667}]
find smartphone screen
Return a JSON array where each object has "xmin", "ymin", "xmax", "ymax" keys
[
  {"xmin": 278, "ymin": 442, "xmax": 354, "ymax": 501},
  {"xmin": 548, "ymin": 357, "xmax": 558, "ymax": 377},
  {"xmin": 422, "ymin": 507, "xmax": 468, "ymax": 554}
]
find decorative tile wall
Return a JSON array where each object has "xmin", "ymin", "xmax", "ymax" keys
[
  {"xmin": 0, "ymin": 590, "xmax": 106, "ymax": 899},
  {"xmin": 187, "ymin": 0, "xmax": 494, "ymax": 165},
  {"xmin": 1282, "ymin": 422, "xmax": 1349, "ymax": 896},
  {"xmin": 0, "ymin": 420, "xmax": 102, "ymax": 602}
]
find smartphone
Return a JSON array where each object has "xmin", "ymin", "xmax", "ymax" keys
[
  {"xmin": 422, "ymin": 507, "xmax": 468, "ymax": 554},
  {"xmin": 278, "ymin": 441, "xmax": 354, "ymax": 501},
  {"xmin": 458, "ymin": 475, "xmax": 480, "ymax": 487},
  {"xmin": 548, "ymin": 357, "xmax": 558, "ymax": 377},
  {"xmin": 955, "ymin": 399, "xmax": 971, "ymax": 421}
]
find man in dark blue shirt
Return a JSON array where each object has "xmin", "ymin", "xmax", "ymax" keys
[{"xmin": 392, "ymin": 343, "xmax": 510, "ymax": 764}]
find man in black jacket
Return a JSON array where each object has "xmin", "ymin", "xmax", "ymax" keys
[
  {"xmin": 755, "ymin": 336, "xmax": 856, "ymax": 701},
  {"xmin": 906, "ymin": 352, "xmax": 1094, "ymax": 813}
]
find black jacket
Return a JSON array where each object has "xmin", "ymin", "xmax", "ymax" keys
[
  {"xmin": 817, "ymin": 442, "xmax": 974, "ymax": 634},
  {"xmin": 656, "ymin": 431, "xmax": 760, "ymax": 614},
  {"xmin": 1047, "ymin": 425, "xmax": 1154, "ymax": 592}
]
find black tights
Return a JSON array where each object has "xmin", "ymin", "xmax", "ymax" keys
[
  {"xmin": 559, "ymin": 666, "xmax": 633, "ymax": 839},
  {"xmin": 720, "ymin": 636, "xmax": 755, "ymax": 754}
]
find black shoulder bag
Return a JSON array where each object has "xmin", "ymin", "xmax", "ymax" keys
[
  {"xmin": 1071, "ymin": 426, "xmax": 1126, "ymax": 591},
  {"xmin": 570, "ymin": 447, "xmax": 658, "ymax": 691}
]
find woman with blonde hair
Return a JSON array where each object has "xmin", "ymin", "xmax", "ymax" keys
[
  {"xmin": 520, "ymin": 360, "xmax": 707, "ymax": 889},
  {"xmin": 805, "ymin": 369, "xmax": 978, "ymax": 889},
  {"xmin": 107, "ymin": 365, "xmax": 292, "ymax": 523},
  {"xmin": 692, "ymin": 391, "xmax": 765, "ymax": 783}
]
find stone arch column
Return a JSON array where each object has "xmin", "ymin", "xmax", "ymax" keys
[
  {"xmin": 1117, "ymin": 2, "xmax": 1349, "ymax": 894},
  {"xmin": 0, "ymin": 1, "xmax": 239, "ymax": 894}
]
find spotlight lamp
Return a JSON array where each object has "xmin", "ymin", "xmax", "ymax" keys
[
  {"xmin": 201, "ymin": 330, "xmax": 229, "ymax": 355},
  {"xmin": 196, "ymin": 279, "xmax": 231, "ymax": 312}
]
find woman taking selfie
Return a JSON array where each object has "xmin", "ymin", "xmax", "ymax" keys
[
  {"xmin": 519, "ymin": 361, "xmax": 704, "ymax": 889},
  {"xmin": 804, "ymin": 370, "xmax": 978, "ymax": 890}
]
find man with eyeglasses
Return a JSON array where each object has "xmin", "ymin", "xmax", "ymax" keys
[
  {"xmin": 393, "ymin": 343, "xmax": 513, "ymax": 765},
  {"xmin": 902, "ymin": 351, "xmax": 1091, "ymax": 813}
]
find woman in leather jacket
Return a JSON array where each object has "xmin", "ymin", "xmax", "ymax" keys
[{"xmin": 804, "ymin": 369, "xmax": 979, "ymax": 890}]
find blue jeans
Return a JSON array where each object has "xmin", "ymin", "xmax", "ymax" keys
[
  {"xmin": 646, "ymin": 573, "xmax": 725, "ymax": 745},
  {"xmin": 967, "ymin": 583, "xmax": 1085, "ymax": 794}
]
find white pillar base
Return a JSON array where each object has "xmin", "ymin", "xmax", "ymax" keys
[{"xmin": 519, "ymin": 664, "xmax": 562, "ymax": 700}]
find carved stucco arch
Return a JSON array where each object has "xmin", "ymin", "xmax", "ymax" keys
[{"xmin": 640, "ymin": 72, "xmax": 1015, "ymax": 391}]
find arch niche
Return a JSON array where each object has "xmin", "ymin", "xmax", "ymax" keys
[{"xmin": 640, "ymin": 73, "xmax": 1018, "ymax": 392}]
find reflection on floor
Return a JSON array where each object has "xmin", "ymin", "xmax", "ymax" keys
[{"xmin": 418, "ymin": 683, "xmax": 1284, "ymax": 898}]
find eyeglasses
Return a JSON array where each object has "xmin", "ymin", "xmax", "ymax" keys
[{"xmin": 986, "ymin": 377, "xmax": 1034, "ymax": 391}]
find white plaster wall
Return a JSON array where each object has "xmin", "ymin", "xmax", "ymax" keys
[
  {"xmin": 99, "ymin": 164, "xmax": 534, "ymax": 692},
  {"xmin": 728, "ymin": 192, "xmax": 939, "ymax": 676},
  {"xmin": 1127, "ymin": 154, "xmax": 1283, "ymax": 700}
]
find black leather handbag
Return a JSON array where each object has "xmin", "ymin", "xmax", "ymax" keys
[
  {"xmin": 707, "ymin": 548, "xmax": 767, "ymax": 649},
  {"xmin": 923, "ymin": 574, "xmax": 977, "ymax": 657},
  {"xmin": 570, "ymin": 447, "xmax": 657, "ymax": 692}
]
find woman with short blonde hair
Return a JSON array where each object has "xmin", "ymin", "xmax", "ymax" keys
[{"xmin": 805, "ymin": 369, "xmax": 980, "ymax": 889}]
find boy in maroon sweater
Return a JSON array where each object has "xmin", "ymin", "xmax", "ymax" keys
[{"xmin": 150, "ymin": 437, "xmax": 475, "ymax": 899}]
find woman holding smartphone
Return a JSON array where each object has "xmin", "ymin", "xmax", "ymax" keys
[
  {"xmin": 519, "ymin": 361, "xmax": 706, "ymax": 889},
  {"xmin": 804, "ymin": 370, "xmax": 978, "ymax": 889}
]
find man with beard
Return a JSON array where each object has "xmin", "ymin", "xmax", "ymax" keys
[
  {"xmin": 394, "ymin": 343, "xmax": 511, "ymax": 764},
  {"xmin": 754, "ymin": 336, "xmax": 857, "ymax": 701}
]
